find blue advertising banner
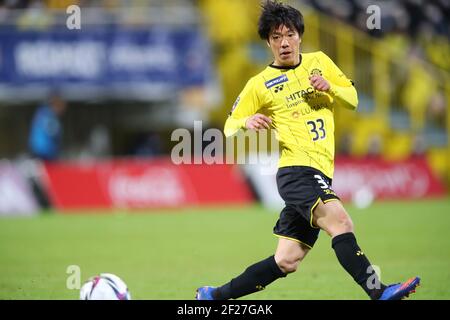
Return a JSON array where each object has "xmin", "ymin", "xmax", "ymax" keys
[{"xmin": 0, "ymin": 27, "xmax": 212, "ymax": 100}]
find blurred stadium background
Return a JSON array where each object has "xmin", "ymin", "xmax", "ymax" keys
[{"xmin": 0, "ymin": 0, "xmax": 449, "ymax": 299}]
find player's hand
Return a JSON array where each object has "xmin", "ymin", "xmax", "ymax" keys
[
  {"xmin": 245, "ymin": 113, "xmax": 272, "ymax": 131},
  {"xmin": 309, "ymin": 75, "xmax": 330, "ymax": 92}
]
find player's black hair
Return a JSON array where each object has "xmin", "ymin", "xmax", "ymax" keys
[{"xmin": 258, "ymin": 0, "xmax": 304, "ymax": 40}]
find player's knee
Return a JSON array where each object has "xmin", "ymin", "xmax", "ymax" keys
[
  {"xmin": 323, "ymin": 207, "xmax": 354, "ymax": 236},
  {"xmin": 277, "ymin": 259, "xmax": 298, "ymax": 274},
  {"xmin": 332, "ymin": 213, "xmax": 354, "ymax": 236},
  {"xmin": 276, "ymin": 256, "xmax": 301, "ymax": 274},
  {"xmin": 340, "ymin": 213, "xmax": 354, "ymax": 232}
]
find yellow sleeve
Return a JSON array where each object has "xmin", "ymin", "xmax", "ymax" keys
[
  {"xmin": 320, "ymin": 51, "xmax": 358, "ymax": 111},
  {"xmin": 328, "ymin": 83, "xmax": 358, "ymax": 111},
  {"xmin": 224, "ymin": 77, "xmax": 262, "ymax": 137}
]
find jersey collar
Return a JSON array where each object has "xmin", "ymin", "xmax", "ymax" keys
[{"xmin": 269, "ymin": 54, "xmax": 302, "ymax": 70}]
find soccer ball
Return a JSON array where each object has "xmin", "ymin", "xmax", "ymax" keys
[{"xmin": 80, "ymin": 273, "xmax": 131, "ymax": 300}]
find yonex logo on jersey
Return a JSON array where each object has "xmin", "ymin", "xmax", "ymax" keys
[
  {"xmin": 265, "ymin": 74, "xmax": 288, "ymax": 89},
  {"xmin": 274, "ymin": 85, "xmax": 284, "ymax": 93}
]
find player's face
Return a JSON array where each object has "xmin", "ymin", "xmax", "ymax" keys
[
  {"xmin": 268, "ymin": 25, "xmax": 301, "ymax": 67},
  {"xmin": 51, "ymin": 96, "xmax": 67, "ymax": 115}
]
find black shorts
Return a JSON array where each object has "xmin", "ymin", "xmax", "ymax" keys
[{"xmin": 273, "ymin": 166, "xmax": 340, "ymax": 248}]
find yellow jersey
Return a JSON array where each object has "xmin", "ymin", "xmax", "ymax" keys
[{"xmin": 224, "ymin": 51, "xmax": 358, "ymax": 179}]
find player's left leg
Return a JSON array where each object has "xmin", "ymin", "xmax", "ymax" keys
[
  {"xmin": 312, "ymin": 199, "xmax": 419, "ymax": 300},
  {"xmin": 313, "ymin": 200, "xmax": 386, "ymax": 300}
]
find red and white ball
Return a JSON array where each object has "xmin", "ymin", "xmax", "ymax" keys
[{"xmin": 80, "ymin": 273, "xmax": 131, "ymax": 300}]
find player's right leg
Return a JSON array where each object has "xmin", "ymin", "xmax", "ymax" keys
[
  {"xmin": 197, "ymin": 167, "xmax": 319, "ymax": 300},
  {"xmin": 196, "ymin": 238, "xmax": 308, "ymax": 300},
  {"xmin": 274, "ymin": 237, "xmax": 310, "ymax": 274}
]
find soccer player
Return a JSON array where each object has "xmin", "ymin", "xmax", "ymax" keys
[
  {"xmin": 29, "ymin": 91, "xmax": 67, "ymax": 161},
  {"xmin": 196, "ymin": 0, "xmax": 420, "ymax": 300}
]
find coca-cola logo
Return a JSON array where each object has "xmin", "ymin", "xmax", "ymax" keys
[{"xmin": 108, "ymin": 167, "xmax": 186, "ymax": 208}]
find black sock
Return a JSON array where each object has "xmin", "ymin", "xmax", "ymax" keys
[
  {"xmin": 332, "ymin": 232, "xmax": 386, "ymax": 300},
  {"xmin": 213, "ymin": 255, "xmax": 286, "ymax": 300}
]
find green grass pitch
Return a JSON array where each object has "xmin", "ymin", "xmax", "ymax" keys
[{"xmin": 1, "ymin": 198, "xmax": 449, "ymax": 300}]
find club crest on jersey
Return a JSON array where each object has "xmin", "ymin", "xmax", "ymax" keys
[
  {"xmin": 310, "ymin": 68, "xmax": 322, "ymax": 76},
  {"xmin": 265, "ymin": 74, "xmax": 288, "ymax": 89}
]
